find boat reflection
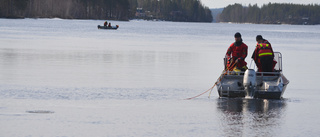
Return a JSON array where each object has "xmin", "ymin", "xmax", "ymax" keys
[{"xmin": 216, "ymin": 98, "xmax": 287, "ymax": 136}]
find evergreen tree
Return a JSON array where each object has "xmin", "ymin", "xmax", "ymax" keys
[
  {"xmin": 219, "ymin": 3, "xmax": 320, "ymax": 25},
  {"xmin": 0, "ymin": 0, "xmax": 212, "ymax": 22}
]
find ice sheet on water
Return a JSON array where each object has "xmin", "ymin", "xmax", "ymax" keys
[
  {"xmin": 0, "ymin": 84, "xmax": 198, "ymax": 101},
  {"xmin": 26, "ymin": 110, "xmax": 54, "ymax": 114}
]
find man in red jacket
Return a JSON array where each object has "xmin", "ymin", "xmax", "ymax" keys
[
  {"xmin": 226, "ymin": 32, "xmax": 248, "ymax": 71},
  {"xmin": 251, "ymin": 35, "xmax": 275, "ymax": 72}
]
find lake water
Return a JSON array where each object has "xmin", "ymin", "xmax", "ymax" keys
[{"xmin": 0, "ymin": 18, "xmax": 320, "ymax": 136}]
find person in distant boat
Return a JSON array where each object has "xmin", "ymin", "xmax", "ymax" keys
[
  {"xmin": 104, "ymin": 21, "xmax": 108, "ymax": 26},
  {"xmin": 226, "ymin": 32, "xmax": 248, "ymax": 71},
  {"xmin": 108, "ymin": 23, "xmax": 111, "ymax": 27},
  {"xmin": 251, "ymin": 35, "xmax": 275, "ymax": 72}
]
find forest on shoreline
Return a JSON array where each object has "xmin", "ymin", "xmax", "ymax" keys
[
  {"xmin": 0, "ymin": 0, "xmax": 212, "ymax": 22},
  {"xmin": 1, "ymin": 0, "xmax": 319, "ymax": 25},
  {"xmin": 132, "ymin": 0, "xmax": 212, "ymax": 22},
  {"xmin": 218, "ymin": 3, "xmax": 320, "ymax": 25}
]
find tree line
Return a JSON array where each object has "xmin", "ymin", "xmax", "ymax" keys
[
  {"xmin": 0, "ymin": 0, "xmax": 212, "ymax": 22},
  {"xmin": 131, "ymin": 0, "xmax": 212, "ymax": 22},
  {"xmin": 0, "ymin": 0, "xmax": 130, "ymax": 20},
  {"xmin": 219, "ymin": 3, "xmax": 320, "ymax": 25}
]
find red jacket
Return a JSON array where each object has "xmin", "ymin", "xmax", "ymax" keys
[
  {"xmin": 251, "ymin": 39, "xmax": 275, "ymax": 72},
  {"xmin": 226, "ymin": 42, "xmax": 248, "ymax": 60},
  {"xmin": 226, "ymin": 42, "xmax": 248, "ymax": 68},
  {"xmin": 252, "ymin": 39, "xmax": 274, "ymax": 60}
]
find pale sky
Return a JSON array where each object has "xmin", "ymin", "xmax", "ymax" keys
[{"xmin": 201, "ymin": 0, "xmax": 320, "ymax": 8}]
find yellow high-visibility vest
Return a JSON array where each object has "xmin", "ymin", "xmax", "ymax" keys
[{"xmin": 258, "ymin": 43, "xmax": 273, "ymax": 57}]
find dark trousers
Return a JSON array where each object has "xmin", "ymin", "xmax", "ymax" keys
[{"xmin": 260, "ymin": 56, "xmax": 273, "ymax": 72}]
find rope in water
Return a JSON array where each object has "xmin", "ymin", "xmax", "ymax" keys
[{"xmin": 184, "ymin": 60, "xmax": 237, "ymax": 100}]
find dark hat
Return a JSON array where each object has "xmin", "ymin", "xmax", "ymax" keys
[
  {"xmin": 256, "ymin": 35, "xmax": 263, "ymax": 41},
  {"xmin": 234, "ymin": 32, "xmax": 241, "ymax": 38}
]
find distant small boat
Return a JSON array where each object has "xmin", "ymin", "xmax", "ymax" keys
[{"xmin": 97, "ymin": 25, "xmax": 119, "ymax": 30}]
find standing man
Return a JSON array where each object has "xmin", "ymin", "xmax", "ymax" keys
[
  {"xmin": 251, "ymin": 35, "xmax": 274, "ymax": 72},
  {"xmin": 226, "ymin": 32, "xmax": 248, "ymax": 71}
]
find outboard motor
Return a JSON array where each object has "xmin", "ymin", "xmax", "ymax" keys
[{"xmin": 243, "ymin": 69, "xmax": 257, "ymax": 97}]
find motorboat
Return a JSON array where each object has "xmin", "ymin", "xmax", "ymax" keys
[
  {"xmin": 97, "ymin": 25, "xmax": 119, "ymax": 30},
  {"xmin": 216, "ymin": 52, "xmax": 289, "ymax": 99}
]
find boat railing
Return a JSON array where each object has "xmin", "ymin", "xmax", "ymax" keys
[
  {"xmin": 223, "ymin": 70, "xmax": 281, "ymax": 76},
  {"xmin": 273, "ymin": 52, "xmax": 282, "ymax": 72},
  {"xmin": 223, "ymin": 70, "xmax": 245, "ymax": 76},
  {"xmin": 222, "ymin": 51, "xmax": 283, "ymax": 74}
]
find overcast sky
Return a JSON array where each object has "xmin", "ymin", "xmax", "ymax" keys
[{"xmin": 201, "ymin": 0, "xmax": 320, "ymax": 8}]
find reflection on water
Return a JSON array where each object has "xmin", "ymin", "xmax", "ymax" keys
[
  {"xmin": 0, "ymin": 46, "xmax": 199, "ymax": 88},
  {"xmin": 216, "ymin": 98, "xmax": 286, "ymax": 137}
]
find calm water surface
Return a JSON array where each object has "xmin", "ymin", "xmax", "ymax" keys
[{"xmin": 0, "ymin": 19, "xmax": 320, "ymax": 136}]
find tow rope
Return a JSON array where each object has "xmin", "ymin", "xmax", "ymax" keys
[{"xmin": 184, "ymin": 61, "xmax": 237, "ymax": 100}]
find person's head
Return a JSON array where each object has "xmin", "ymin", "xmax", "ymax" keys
[
  {"xmin": 234, "ymin": 32, "xmax": 241, "ymax": 42},
  {"xmin": 256, "ymin": 35, "xmax": 263, "ymax": 43}
]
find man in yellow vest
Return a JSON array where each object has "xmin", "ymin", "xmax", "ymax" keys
[{"xmin": 251, "ymin": 35, "xmax": 275, "ymax": 72}]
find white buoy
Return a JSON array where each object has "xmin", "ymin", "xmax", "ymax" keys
[{"xmin": 243, "ymin": 69, "xmax": 257, "ymax": 97}]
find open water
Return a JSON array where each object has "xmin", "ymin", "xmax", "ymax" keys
[{"xmin": 0, "ymin": 19, "xmax": 320, "ymax": 136}]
